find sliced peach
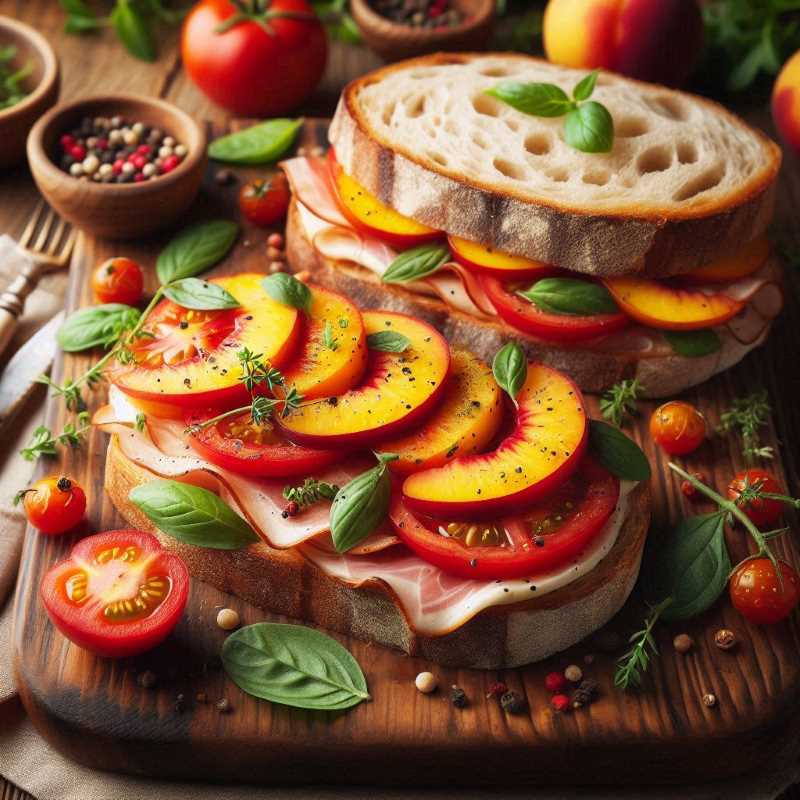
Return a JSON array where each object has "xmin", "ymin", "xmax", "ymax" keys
[
  {"xmin": 402, "ymin": 363, "xmax": 588, "ymax": 520},
  {"xmin": 378, "ymin": 350, "xmax": 503, "ymax": 476},
  {"xmin": 281, "ymin": 284, "xmax": 368, "ymax": 401},
  {"xmin": 603, "ymin": 277, "xmax": 745, "ymax": 331},
  {"xmin": 112, "ymin": 273, "xmax": 301, "ymax": 408},
  {"xmin": 448, "ymin": 235, "xmax": 559, "ymax": 280},
  {"xmin": 330, "ymin": 154, "xmax": 440, "ymax": 247},
  {"xmin": 277, "ymin": 311, "xmax": 450, "ymax": 448},
  {"xmin": 682, "ymin": 235, "xmax": 770, "ymax": 285}
]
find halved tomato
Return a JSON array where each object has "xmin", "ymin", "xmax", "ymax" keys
[
  {"xmin": 112, "ymin": 274, "xmax": 302, "ymax": 408},
  {"xmin": 185, "ymin": 409, "xmax": 340, "ymax": 478},
  {"xmin": 40, "ymin": 529, "xmax": 189, "ymax": 658},
  {"xmin": 449, "ymin": 235, "xmax": 560, "ymax": 281},
  {"xmin": 391, "ymin": 458, "xmax": 620, "ymax": 580},
  {"xmin": 480, "ymin": 275, "xmax": 629, "ymax": 342}
]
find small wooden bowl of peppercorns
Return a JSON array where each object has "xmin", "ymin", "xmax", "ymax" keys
[
  {"xmin": 27, "ymin": 94, "xmax": 207, "ymax": 239},
  {"xmin": 351, "ymin": 0, "xmax": 495, "ymax": 62}
]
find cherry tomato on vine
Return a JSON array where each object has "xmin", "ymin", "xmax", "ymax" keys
[
  {"xmin": 21, "ymin": 476, "xmax": 86, "ymax": 535},
  {"xmin": 181, "ymin": 0, "xmax": 327, "ymax": 117},
  {"xmin": 729, "ymin": 558, "xmax": 800, "ymax": 624},
  {"xmin": 649, "ymin": 401, "xmax": 706, "ymax": 456},
  {"xmin": 92, "ymin": 257, "xmax": 144, "ymax": 305},
  {"xmin": 727, "ymin": 469, "xmax": 784, "ymax": 529},
  {"xmin": 239, "ymin": 174, "xmax": 291, "ymax": 226}
]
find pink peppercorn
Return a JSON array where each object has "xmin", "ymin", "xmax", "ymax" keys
[
  {"xmin": 136, "ymin": 144, "xmax": 151, "ymax": 155},
  {"xmin": 545, "ymin": 671, "xmax": 568, "ymax": 693},
  {"xmin": 112, "ymin": 159, "xmax": 124, "ymax": 175},
  {"xmin": 70, "ymin": 145, "xmax": 86, "ymax": 161},
  {"xmin": 551, "ymin": 694, "xmax": 570, "ymax": 713},
  {"xmin": 60, "ymin": 134, "xmax": 75, "ymax": 149},
  {"xmin": 132, "ymin": 155, "xmax": 147, "ymax": 170},
  {"xmin": 96, "ymin": 138, "xmax": 108, "ymax": 150},
  {"xmin": 161, "ymin": 155, "xmax": 180, "ymax": 173},
  {"xmin": 134, "ymin": 172, "xmax": 146, "ymax": 183}
]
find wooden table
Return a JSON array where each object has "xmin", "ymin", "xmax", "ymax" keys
[{"xmin": 2, "ymin": 1, "xmax": 800, "ymax": 796}]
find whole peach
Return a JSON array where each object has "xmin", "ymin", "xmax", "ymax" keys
[
  {"xmin": 772, "ymin": 50, "xmax": 800, "ymax": 155},
  {"xmin": 543, "ymin": 0, "xmax": 704, "ymax": 88}
]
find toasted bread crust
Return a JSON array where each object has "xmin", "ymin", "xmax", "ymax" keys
[
  {"xmin": 106, "ymin": 436, "xmax": 649, "ymax": 668},
  {"xmin": 286, "ymin": 199, "xmax": 775, "ymax": 398},
  {"xmin": 329, "ymin": 53, "xmax": 781, "ymax": 277}
]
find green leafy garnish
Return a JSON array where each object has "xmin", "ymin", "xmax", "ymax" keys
[
  {"xmin": 0, "ymin": 46, "xmax": 32, "ymax": 110},
  {"xmin": 718, "ymin": 388, "xmax": 774, "ymax": 463},
  {"xmin": 382, "ymin": 244, "xmax": 450, "ymax": 284},
  {"xmin": 20, "ymin": 412, "xmax": 91, "ymax": 462},
  {"xmin": 163, "ymin": 278, "xmax": 240, "ymax": 310},
  {"xmin": 518, "ymin": 277, "xmax": 619, "ymax": 316},
  {"xmin": 491, "ymin": 342, "xmax": 527, "ymax": 408},
  {"xmin": 614, "ymin": 598, "xmax": 671, "ymax": 691},
  {"xmin": 322, "ymin": 320, "xmax": 339, "ymax": 352},
  {"xmin": 261, "ymin": 273, "xmax": 312, "ymax": 314},
  {"xmin": 663, "ymin": 329, "xmax": 722, "ymax": 358},
  {"xmin": 157, "ymin": 220, "xmax": 239, "ymax": 285},
  {"xmin": 57, "ymin": 304, "xmax": 141, "ymax": 352},
  {"xmin": 208, "ymin": 119, "xmax": 303, "ymax": 164},
  {"xmin": 588, "ymin": 420, "xmax": 651, "ymax": 481},
  {"xmin": 366, "ymin": 331, "xmax": 411, "ymax": 353},
  {"xmin": 283, "ymin": 478, "xmax": 339, "ymax": 512},
  {"xmin": 599, "ymin": 379, "xmax": 642, "ymax": 428}
]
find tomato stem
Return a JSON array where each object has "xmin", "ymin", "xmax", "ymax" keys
[{"xmin": 214, "ymin": 2, "xmax": 317, "ymax": 35}]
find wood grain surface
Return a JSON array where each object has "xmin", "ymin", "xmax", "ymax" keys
[{"xmin": 4, "ymin": 0, "xmax": 800, "ymax": 794}]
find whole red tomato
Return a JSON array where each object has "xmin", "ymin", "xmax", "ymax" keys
[
  {"xmin": 730, "ymin": 558, "xmax": 800, "ymax": 624},
  {"xmin": 181, "ymin": 0, "xmax": 327, "ymax": 117},
  {"xmin": 649, "ymin": 401, "xmax": 706, "ymax": 456},
  {"xmin": 92, "ymin": 257, "xmax": 144, "ymax": 305},
  {"xmin": 727, "ymin": 469, "xmax": 784, "ymax": 529},
  {"xmin": 21, "ymin": 475, "xmax": 86, "ymax": 535},
  {"xmin": 239, "ymin": 174, "xmax": 290, "ymax": 225}
]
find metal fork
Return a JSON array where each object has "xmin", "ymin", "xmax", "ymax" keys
[{"xmin": 0, "ymin": 201, "xmax": 76, "ymax": 357}]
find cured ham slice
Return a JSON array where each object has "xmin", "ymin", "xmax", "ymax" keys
[{"xmin": 281, "ymin": 156, "xmax": 349, "ymax": 227}]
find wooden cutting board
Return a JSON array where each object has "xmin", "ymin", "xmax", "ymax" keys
[{"xmin": 12, "ymin": 118, "xmax": 800, "ymax": 786}]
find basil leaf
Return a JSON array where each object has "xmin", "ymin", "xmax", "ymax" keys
[
  {"xmin": 110, "ymin": 0, "xmax": 156, "ymax": 62},
  {"xmin": 261, "ymin": 272, "xmax": 312, "ymax": 313},
  {"xmin": 366, "ymin": 331, "xmax": 410, "ymax": 353},
  {"xmin": 572, "ymin": 70, "xmax": 598, "ymax": 102},
  {"xmin": 492, "ymin": 341, "xmax": 527, "ymax": 407},
  {"xmin": 129, "ymin": 479, "xmax": 258, "ymax": 550},
  {"xmin": 382, "ymin": 244, "xmax": 450, "ymax": 284},
  {"xmin": 588, "ymin": 420, "xmax": 651, "ymax": 481},
  {"xmin": 163, "ymin": 278, "xmax": 240, "ymax": 310},
  {"xmin": 642, "ymin": 512, "xmax": 730, "ymax": 621},
  {"xmin": 518, "ymin": 277, "xmax": 618, "ymax": 316},
  {"xmin": 330, "ymin": 454, "xmax": 397, "ymax": 553},
  {"xmin": 208, "ymin": 119, "xmax": 303, "ymax": 165},
  {"xmin": 486, "ymin": 81, "xmax": 573, "ymax": 117},
  {"xmin": 222, "ymin": 623, "xmax": 369, "ymax": 711},
  {"xmin": 156, "ymin": 220, "xmax": 239, "ymax": 284},
  {"xmin": 564, "ymin": 101, "xmax": 614, "ymax": 153},
  {"xmin": 57, "ymin": 303, "xmax": 141, "ymax": 352},
  {"xmin": 663, "ymin": 329, "xmax": 722, "ymax": 358}
]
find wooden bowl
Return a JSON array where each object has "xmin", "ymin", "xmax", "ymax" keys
[
  {"xmin": 0, "ymin": 15, "xmax": 59, "ymax": 168},
  {"xmin": 27, "ymin": 94, "xmax": 207, "ymax": 240},
  {"xmin": 350, "ymin": 0, "xmax": 495, "ymax": 61}
]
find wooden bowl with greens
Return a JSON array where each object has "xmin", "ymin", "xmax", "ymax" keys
[{"xmin": 0, "ymin": 15, "xmax": 59, "ymax": 168}]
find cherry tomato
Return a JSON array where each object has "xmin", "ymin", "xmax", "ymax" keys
[
  {"xmin": 41, "ymin": 529, "xmax": 189, "ymax": 657},
  {"xmin": 239, "ymin": 174, "xmax": 291, "ymax": 226},
  {"xmin": 181, "ymin": 0, "xmax": 327, "ymax": 117},
  {"xmin": 727, "ymin": 469, "xmax": 784, "ymax": 528},
  {"xmin": 21, "ymin": 476, "xmax": 86, "ymax": 535},
  {"xmin": 92, "ymin": 257, "xmax": 144, "ymax": 305},
  {"xmin": 390, "ymin": 458, "xmax": 620, "ymax": 580},
  {"xmin": 729, "ymin": 558, "xmax": 800, "ymax": 624},
  {"xmin": 649, "ymin": 401, "xmax": 706, "ymax": 456},
  {"xmin": 479, "ymin": 275, "xmax": 629, "ymax": 342},
  {"xmin": 185, "ymin": 409, "xmax": 340, "ymax": 478}
]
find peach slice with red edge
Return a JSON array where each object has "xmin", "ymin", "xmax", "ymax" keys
[
  {"xmin": 602, "ymin": 276, "xmax": 745, "ymax": 331},
  {"xmin": 448, "ymin": 235, "xmax": 560, "ymax": 281},
  {"xmin": 329, "ymin": 151, "xmax": 441, "ymax": 247},
  {"xmin": 681, "ymin": 235, "xmax": 770, "ymax": 285},
  {"xmin": 402, "ymin": 362, "xmax": 588, "ymax": 520},
  {"xmin": 378, "ymin": 350, "xmax": 503, "ymax": 476},
  {"xmin": 277, "ymin": 311, "xmax": 450, "ymax": 448},
  {"xmin": 112, "ymin": 273, "xmax": 301, "ymax": 408},
  {"xmin": 280, "ymin": 283, "xmax": 368, "ymax": 401}
]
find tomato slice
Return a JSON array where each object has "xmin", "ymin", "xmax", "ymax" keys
[
  {"xmin": 40, "ymin": 530, "xmax": 189, "ymax": 658},
  {"xmin": 480, "ymin": 275, "xmax": 629, "ymax": 342},
  {"xmin": 390, "ymin": 458, "xmax": 619, "ymax": 580},
  {"xmin": 185, "ymin": 409, "xmax": 341, "ymax": 478}
]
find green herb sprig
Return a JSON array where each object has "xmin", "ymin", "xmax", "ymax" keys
[
  {"xmin": 322, "ymin": 321, "xmax": 339, "ymax": 352},
  {"xmin": 600, "ymin": 379, "xmax": 643, "ymax": 427},
  {"xmin": 0, "ymin": 46, "xmax": 32, "ymax": 110},
  {"xmin": 487, "ymin": 70, "xmax": 614, "ymax": 154},
  {"xmin": 20, "ymin": 412, "xmax": 91, "ymax": 462},
  {"xmin": 283, "ymin": 478, "xmax": 340, "ymax": 512},
  {"xmin": 614, "ymin": 598, "xmax": 671, "ymax": 691},
  {"xmin": 718, "ymin": 389, "xmax": 774, "ymax": 463}
]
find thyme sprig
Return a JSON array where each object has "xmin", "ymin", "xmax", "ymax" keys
[
  {"xmin": 599, "ymin": 378, "xmax": 642, "ymax": 427},
  {"xmin": 614, "ymin": 597, "xmax": 671, "ymax": 691},
  {"xmin": 283, "ymin": 478, "xmax": 339, "ymax": 511},
  {"xmin": 20, "ymin": 411, "xmax": 91, "ymax": 461},
  {"xmin": 718, "ymin": 389, "xmax": 774, "ymax": 463}
]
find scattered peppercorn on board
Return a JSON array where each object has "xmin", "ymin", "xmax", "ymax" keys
[{"xmin": 12, "ymin": 118, "xmax": 800, "ymax": 786}]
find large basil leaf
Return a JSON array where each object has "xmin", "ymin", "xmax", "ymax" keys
[
  {"xmin": 156, "ymin": 220, "xmax": 239, "ymax": 285},
  {"xmin": 485, "ymin": 82, "xmax": 572, "ymax": 117},
  {"xmin": 208, "ymin": 119, "xmax": 303, "ymax": 165},
  {"xmin": 492, "ymin": 341, "xmax": 527, "ymax": 406},
  {"xmin": 129, "ymin": 479, "xmax": 258, "ymax": 549},
  {"xmin": 519, "ymin": 277, "xmax": 619, "ymax": 316},
  {"xmin": 588, "ymin": 420, "xmax": 651, "ymax": 481},
  {"xmin": 643, "ymin": 512, "xmax": 730, "ymax": 621},
  {"xmin": 163, "ymin": 278, "xmax": 240, "ymax": 310},
  {"xmin": 222, "ymin": 623, "xmax": 369, "ymax": 711},
  {"xmin": 564, "ymin": 101, "xmax": 614, "ymax": 153},
  {"xmin": 57, "ymin": 304, "xmax": 141, "ymax": 352},
  {"xmin": 110, "ymin": 0, "xmax": 156, "ymax": 62},
  {"xmin": 261, "ymin": 272, "xmax": 312, "ymax": 313},
  {"xmin": 382, "ymin": 244, "xmax": 450, "ymax": 284},
  {"xmin": 663, "ymin": 329, "xmax": 722, "ymax": 358}
]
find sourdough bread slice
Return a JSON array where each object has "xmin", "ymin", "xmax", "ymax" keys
[
  {"xmin": 286, "ymin": 198, "xmax": 777, "ymax": 398},
  {"xmin": 329, "ymin": 52, "xmax": 781, "ymax": 278},
  {"xmin": 105, "ymin": 435, "xmax": 650, "ymax": 669}
]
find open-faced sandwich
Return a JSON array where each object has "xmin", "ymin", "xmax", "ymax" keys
[
  {"xmin": 282, "ymin": 53, "xmax": 784, "ymax": 397},
  {"xmin": 96, "ymin": 272, "xmax": 650, "ymax": 669}
]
